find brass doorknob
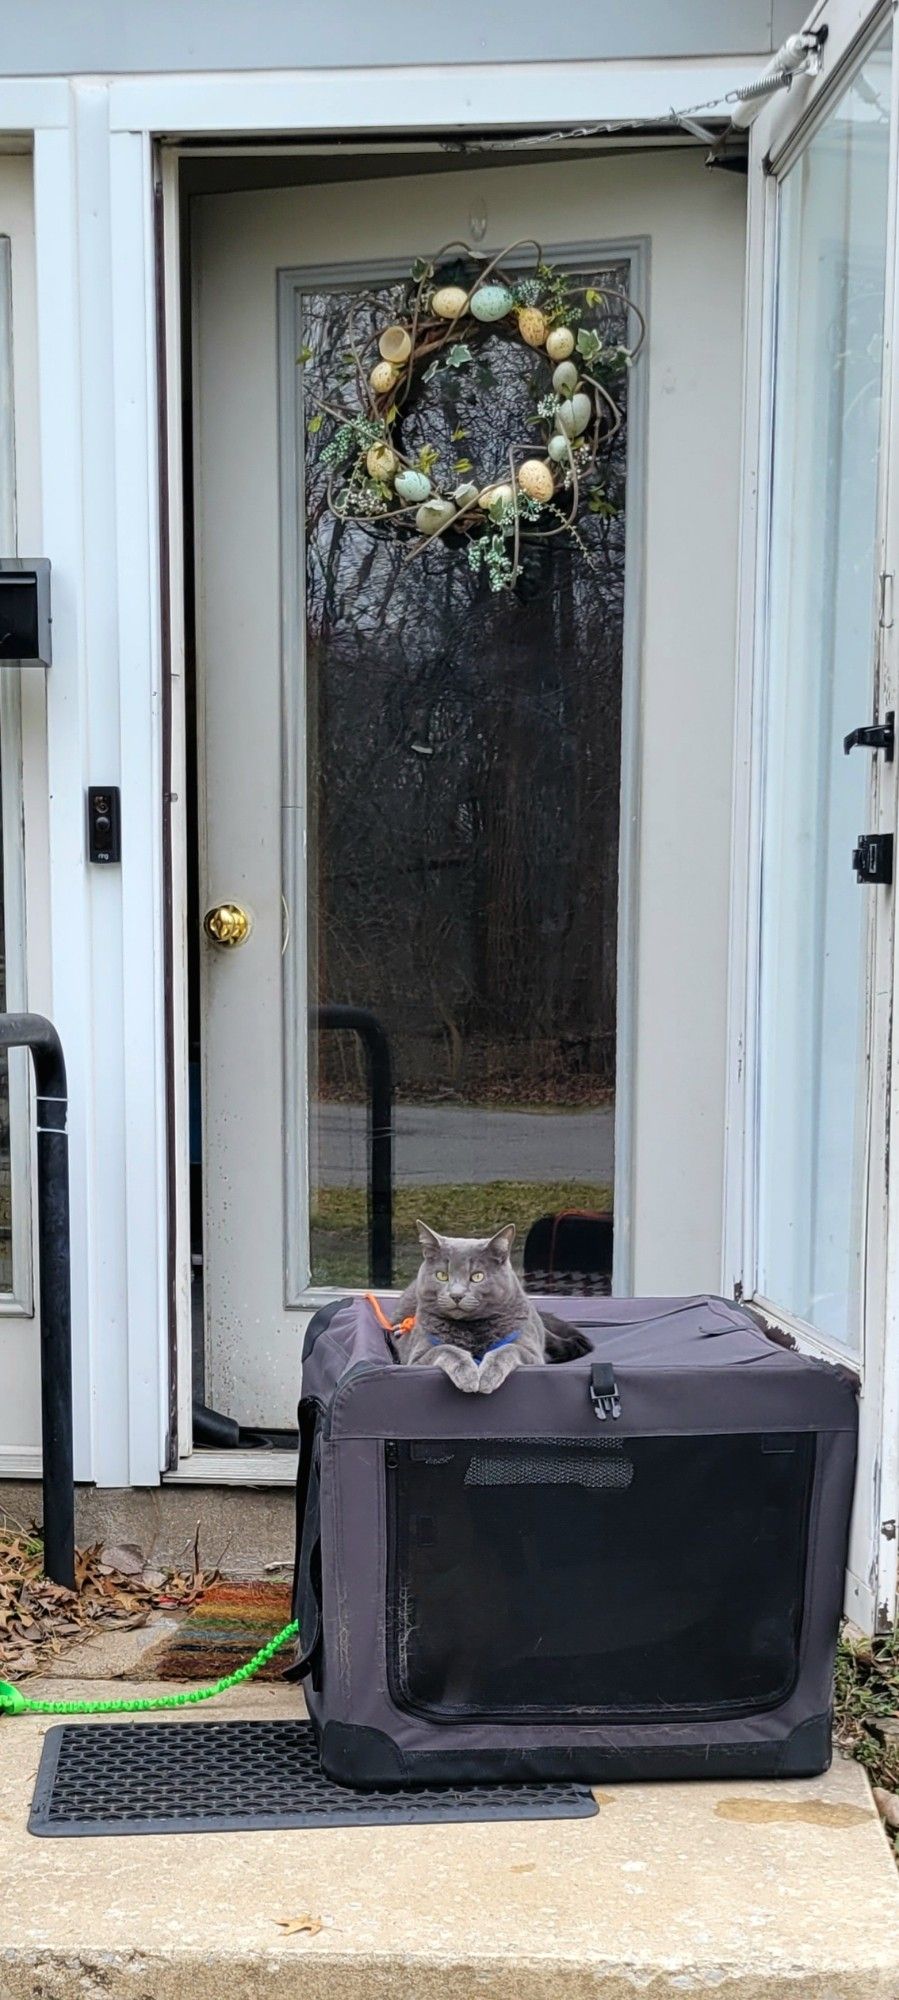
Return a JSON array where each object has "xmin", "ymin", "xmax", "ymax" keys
[{"xmin": 203, "ymin": 902, "xmax": 252, "ymax": 948}]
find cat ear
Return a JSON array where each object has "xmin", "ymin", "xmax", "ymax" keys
[
  {"xmin": 416, "ymin": 1220, "xmax": 442, "ymax": 1258},
  {"xmin": 485, "ymin": 1223, "xmax": 516, "ymax": 1263}
]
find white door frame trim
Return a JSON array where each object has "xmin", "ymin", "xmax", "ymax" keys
[
  {"xmin": 106, "ymin": 61, "xmax": 760, "ymax": 140},
  {"xmin": 26, "ymin": 92, "xmax": 170, "ymax": 1485}
]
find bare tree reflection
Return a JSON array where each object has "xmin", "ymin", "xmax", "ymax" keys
[{"xmin": 299, "ymin": 266, "xmax": 628, "ymax": 1280}]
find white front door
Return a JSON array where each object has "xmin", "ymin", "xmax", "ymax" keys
[
  {"xmin": 192, "ymin": 166, "xmax": 639, "ymax": 1427},
  {"xmin": 729, "ymin": 0, "xmax": 899, "ymax": 1627},
  {"xmin": 190, "ymin": 150, "xmax": 748, "ymax": 1434}
]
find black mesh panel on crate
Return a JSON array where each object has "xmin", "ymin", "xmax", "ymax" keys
[{"xmin": 386, "ymin": 1433, "xmax": 814, "ymax": 1721}]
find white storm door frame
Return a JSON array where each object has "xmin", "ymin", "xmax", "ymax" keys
[{"xmin": 725, "ymin": 0, "xmax": 899, "ymax": 1630}]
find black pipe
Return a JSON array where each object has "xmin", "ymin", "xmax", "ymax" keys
[
  {"xmin": 311, "ymin": 1005, "xmax": 393, "ymax": 1287},
  {"xmin": 0, "ymin": 1013, "xmax": 74, "ymax": 1589}
]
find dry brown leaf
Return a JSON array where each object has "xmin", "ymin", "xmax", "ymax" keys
[
  {"xmin": 0, "ymin": 1524, "xmax": 221, "ymax": 1677},
  {"xmin": 99, "ymin": 1544, "xmax": 145, "ymax": 1576},
  {"xmin": 274, "ymin": 1916, "xmax": 324, "ymax": 1938}
]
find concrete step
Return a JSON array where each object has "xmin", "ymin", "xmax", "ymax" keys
[
  {"xmin": 2, "ymin": 1677, "xmax": 898, "ymax": 2000},
  {"xmin": 2, "ymin": 1477, "xmax": 297, "ymax": 1576}
]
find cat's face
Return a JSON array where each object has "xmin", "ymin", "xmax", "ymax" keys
[{"xmin": 415, "ymin": 1221, "xmax": 517, "ymax": 1319}]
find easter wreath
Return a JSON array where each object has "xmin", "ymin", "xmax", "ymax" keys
[{"xmin": 301, "ymin": 239, "xmax": 646, "ymax": 595}]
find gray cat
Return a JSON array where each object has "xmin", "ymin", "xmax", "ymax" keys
[{"xmin": 395, "ymin": 1220, "xmax": 590, "ymax": 1394}]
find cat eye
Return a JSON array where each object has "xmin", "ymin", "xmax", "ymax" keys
[
  {"xmin": 471, "ymin": 1270, "xmax": 485, "ymax": 1282},
  {"xmin": 435, "ymin": 1268, "xmax": 448, "ymax": 1282}
]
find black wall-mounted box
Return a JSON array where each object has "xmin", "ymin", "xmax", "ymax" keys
[{"xmin": 0, "ymin": 559, "xmax": 51, "ymax": 667}]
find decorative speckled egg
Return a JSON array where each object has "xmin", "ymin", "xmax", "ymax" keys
[
  {"xmin": 517, "ymin": 459, "xmax": 555, "ymax": 503},
  {"xmin": 366, "ymin": 444, "xmax": 398, "ymax": 482},
  {"xmin": 555, "ymin": 392, "xmax": 592, "ymax": 439},
  {"xmin": 518, "ymin": 307, "xmax": 548, "ymax": 348},
  {"xmin": 548, "ymin": 433, "xmax": 573, "ymax": 464},
  {"xmin": 546, "ymin": 327, "xmax": 575, "ymax": 361},
  {"xmin": 453, "ymin": 481, "xmax": 480, "ymax": 510},
  {"xmin": 470, "ymin": 284, "xmax": 513, "ymax": 322},
  {"xmin": 478, "ymin": 481, "xmax": 514, "ymax": 513},
  {"xmin": 415, "ymin": 498, "xmax": 456, "ymax": 536},
  {"xmin": 431, "ymin": 285, "xmax": 469, "ymax": 320},
  {"xmin": 552, "ymin": 360, "xmax": 579, "ymax": 395},
  {"xmin": 370, "ymin": 360, "xmax": 399, "ymax": 395},
  {"xmin": 395, "ymin": 469, "xmax": 433, "ymax": 504},
  {"xmin": 378, "ymin": 325, "xmax": 412, "ymax": 365}
]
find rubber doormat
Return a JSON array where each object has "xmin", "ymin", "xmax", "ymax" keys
[{"xmin": 29, "ymin": 1720, "xmax": 599, "ymax": 1836}]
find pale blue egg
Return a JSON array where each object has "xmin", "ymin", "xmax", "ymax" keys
[
  {"xmin": 469, "ymin": 284, "xmax": 513, "ymax": 323},
  {"xmin": 395, "ymin": 469, "xmax": 433, "ymax": 503}
]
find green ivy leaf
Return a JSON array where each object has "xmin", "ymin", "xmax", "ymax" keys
[
  {"xmin": 296, "ymin": 344, "xmax": 315, "ymax": 366},
  {"xmin": 307, "ymin": 412, "xmax": 324, "ymax": 434},
  {"xmin": 587, "ymin": 487, "xmax": 617, "ymax": 515},
  {"xmin": 411, "ymin": 257, "xmax": 433, "ymax": 284},
  {"xmin": 446, "ymin": 344, "xmax": 473, "ymax": 369},
  {"xmin": 585, "ymin": 288, "xmax": 604, "ymax": 308},
  {"xmin": 576, "ymin": 327, "xmax": 603, "ymax": 364}
]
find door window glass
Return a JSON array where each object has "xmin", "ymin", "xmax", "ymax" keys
[
  {"xmin": 757, "ymin": 29, "xmax": 893, "ymax": 1345},
  {"xmin": 0, "ymin": 237, "xmax": 22, "ymax": 1297},
  {"xmin": 296, "ymin": 263, "xmax": 630, "ymax": 1291}
]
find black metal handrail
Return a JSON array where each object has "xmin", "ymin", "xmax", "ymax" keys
[
  {"xmin": 0, "ymin": 1013, "xmax": 74, "ymax": 1588},
  {"xmin": 311, "ymin": 1005, "xmax": 393, "ymax": 1287}
]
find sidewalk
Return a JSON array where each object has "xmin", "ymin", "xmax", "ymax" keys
[{"xmin": 2, "ymin": 1666, "xmax": 899, "ymax": 2000}]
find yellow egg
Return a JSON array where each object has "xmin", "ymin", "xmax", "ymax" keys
[
  {"xmin": 478, "ymin": 481, "xmax": 514, "ymax": 512},
  {"xmin": 517, "ymin": 459, "xmax": 555, "ymax": 504},
  {"xmin": 369, "ymin": 360, "xmax": 399, "ymax": 395},
  {"xmin": 546, "ymin": 327, "xmax": 575, "ymax": 361},
  {"xmin": 431, "ymin": 285, "xmax": 469, "ymax": 320},
  {"xmin": 378, "ymin": 325, "xmax": 412, "ymax": 365},
  {"xmin": 518, "ymin": 307, "xmax": 548, "ymax": 348},
  {"xmin": 366, "ymin": 444, "xmax": 398, "ymax": 482}
]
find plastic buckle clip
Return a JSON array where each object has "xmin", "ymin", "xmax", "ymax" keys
[{"xmin": 589, "ymin": 1362, "xmax": 621, "ymax": 1421}]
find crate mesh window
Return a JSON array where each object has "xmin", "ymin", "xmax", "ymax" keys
[{"xmin": 386, "ymin": 1433, "xmax": 814, "ymax": 1723}]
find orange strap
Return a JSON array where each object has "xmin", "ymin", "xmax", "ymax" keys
[{"xmin": 364, "ymin": 1292, "xmax": 416, "ymax": 1336}]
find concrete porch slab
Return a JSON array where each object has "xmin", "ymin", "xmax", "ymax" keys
[{"xmin": 1, "ymin": 1679, "xmax": 898, "ymax": 2000}]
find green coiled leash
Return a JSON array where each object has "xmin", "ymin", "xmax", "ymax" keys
[{"xmin": 0, "ymin": 1618, "xmax": 299, "ymax": 1716}]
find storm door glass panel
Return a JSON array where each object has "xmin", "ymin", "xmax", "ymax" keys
[
  {"xmin": 757, "ymin": 29, "xmax": 893, "ymax": 1348},
  {"xmin": 0, "ymin": 746, "xmax": 11, "ymax": 1292},
  {"xmin": 0, "ymin": 238, "xmax": 19, "ymax": 1296},
  {"xmin": 299, "ymin": 263, "xmax": 628, "ymax": 1290}
]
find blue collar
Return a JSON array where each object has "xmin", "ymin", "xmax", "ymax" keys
[{"xmin": 427, "ymin": 1330, "xmax": 519, "ymax": 1364}]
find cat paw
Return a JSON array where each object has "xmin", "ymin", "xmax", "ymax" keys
[
  {"xmin": 477, "ymin": 1349, "xmax": 522, "ymax": 1395},
  {"xmin": 432, "ymin": 1347, "xmax": 480, "ymax": 1393}
]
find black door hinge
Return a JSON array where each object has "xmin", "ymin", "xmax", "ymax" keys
[{"xmin": 852, "ymin": 832, "xmax": 893, "ymax": 885}]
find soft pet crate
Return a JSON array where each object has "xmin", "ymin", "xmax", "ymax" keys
[{"xmin": 289, "ymin": 1293, "xmax": 857, "ymax": 1789}]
